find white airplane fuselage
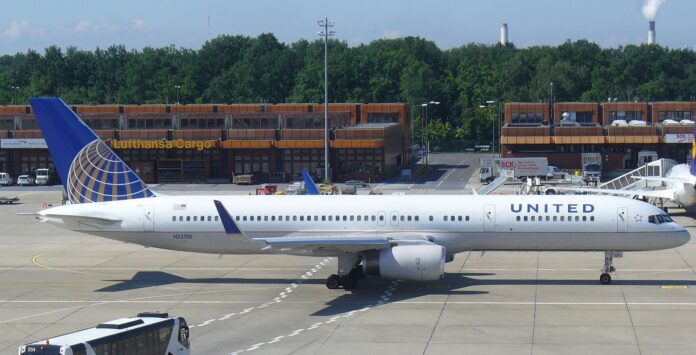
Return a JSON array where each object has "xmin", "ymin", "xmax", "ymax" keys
[
  {"xmin": 39, "ymin": 194, "xmax": 689, "ymax": 255},
  {"xmin": 665, "ymin": 164, "xmax": 696, "ymax": 207}
]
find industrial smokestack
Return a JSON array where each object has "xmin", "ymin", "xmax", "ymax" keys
[
  {"xmin": 648, "ymin": 20, "xmax": 655, "ymax": 45},
  {"xmin": 500, "ymin": 23, "xmax": 508, "ymax": 45}
]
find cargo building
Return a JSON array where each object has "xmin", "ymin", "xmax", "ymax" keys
[{"xmin": 0, "ymin": 103, "xmax": 410, "ymax": 184}]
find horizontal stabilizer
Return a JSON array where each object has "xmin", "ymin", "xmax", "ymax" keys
[{"xmin": 40, "ymin": 212, "xmax": 122, "ymax": 225}]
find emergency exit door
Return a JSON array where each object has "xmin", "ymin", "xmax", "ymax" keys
[
  {"xmin": 143, "ymin": 205, "xmax": 154, "ymax": 232},
  {"xmin": 484, "ymin": 205, "xmax": 495, "ymax": 232},
  {"xmin": 617, "ymin": 207, "xmax": 628, "ymax": 232}
]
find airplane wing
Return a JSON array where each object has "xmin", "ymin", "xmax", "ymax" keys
[
  {"xmin": 633, "ymin": 176, "xmax": 694, "ymax": 184},
  {"xmin": 555, "ymin": 186, "xmax": 675, "ymax": 199},
  {"xmin": 213, "ymin": 200, "xmax": 429, "ymax": 253}
]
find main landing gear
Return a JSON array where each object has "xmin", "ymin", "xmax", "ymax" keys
[
  {"xmin": 326, "ymin": 253, "xmax": 365, "ymax": 290},
  {"xmin": 326, "ymin": 266, "xmax": 364, "ymax": 290},
  {"xmin": 600, "ymin": 251, "xmax": 616, "ymax": 285}
]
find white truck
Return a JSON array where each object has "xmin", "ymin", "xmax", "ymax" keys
[
  {"xmin": 35, "ymin": 168, "xmax": 50, "ymax": 185},
  {"xmin": 581, "ymin": 153, "xmax": 602, "ymax": 184},
  {"xmin": 479, "ymin": 157, "xmax": 550, "ymax": 183}
]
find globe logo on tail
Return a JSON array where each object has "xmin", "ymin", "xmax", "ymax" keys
[{"xmin": 67, "ymin": 139, "xmax": 154, "ymax": 204}]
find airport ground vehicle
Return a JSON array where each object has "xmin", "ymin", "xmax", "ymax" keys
[
  {"xmin": 582, "ymin": 163, "xmax": 602, "ymax": 184},
  {"xmin": 16, "ymin": 175, "xmax": 34, "ymax": 186},
  {"xmin": 0, "ymin": 196, "xmax": 19, "ymax": 204},
  {"xmin": 30, "ymin": 98, "xmax": 691, "ymax": 289},
  {"xmin": 18, "ymin": 312, "xmax": 190, "ymax": 355},
  {"xmin": 35, "ymin": 168, "xmax": 50, "ymax": 185},
  {"xmin": 547, "ymin": 166, "xmax": 566, "ymax": 180},
  {"xmin": 0, "ymin": 172, "xmax": 13, "ymax": 185},
  {"xmin": 479, "ymin": 157, "xmax": 549, "ymax": 183},
  {"xmin": 232, "ymin": 173, "xmax": 257, "ymax": 185}
]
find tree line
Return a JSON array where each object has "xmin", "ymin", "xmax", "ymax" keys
[{"xmin": 1, "ymin": 33, "xmax": 696, "ymax": 142}]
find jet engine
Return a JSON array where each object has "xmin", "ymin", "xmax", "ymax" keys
[{"xmin": 363, "ymin": 244, "xmax": 445, "ymax": 281}]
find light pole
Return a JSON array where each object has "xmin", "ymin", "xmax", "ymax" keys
[
  {"xmin": 318, "ymin": 17, "xmax": 334, "ymax": 182},
  {"xmin": 486, "ymin": 100, "xmax": 501, "ymax": 157},
  {"xmin": 421, "ymin": 101, "xmax": 439, "ymax": 165},
  {"xmin": 174, "ymin": 85, "xmax": 181, "ymax": 105},
  {"xmin": 11, "ymin": 86, "xmax": 19, "ymax": 105}
]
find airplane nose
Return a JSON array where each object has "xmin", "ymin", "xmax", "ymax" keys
[{"xmin": 670, "ymin": 229, "xmax": 691, "ymax": 248}]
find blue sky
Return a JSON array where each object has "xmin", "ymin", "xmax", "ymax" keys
[{"xmin": 1, "ymin": 0, "xmax": 693, "ymax": 54}]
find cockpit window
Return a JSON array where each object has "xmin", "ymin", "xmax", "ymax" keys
[{"xmin": 649, "ymin": 214, "xmax": 673, "ymax": 224}]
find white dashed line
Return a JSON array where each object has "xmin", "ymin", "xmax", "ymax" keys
[
  {"xmin": 230, "ymin": 280, "xmax": 401, "ymax": 354},
  {"xmin": 189, "ymin": 257, "xmax": 332, "ymax": 328}
]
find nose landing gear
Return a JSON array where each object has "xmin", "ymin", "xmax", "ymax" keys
[{"xmin": 600, "ymin": 251, "xmax": 616, "ymax": 284}]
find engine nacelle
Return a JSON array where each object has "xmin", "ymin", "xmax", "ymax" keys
[{"xmin": 363, "ymin": 244, "xmax": 445, "ymax": 281}]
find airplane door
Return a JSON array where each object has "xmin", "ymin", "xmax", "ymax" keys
[
  {"xmin": 484, "ymin": 205, "xmax": 495, "ymax": 232},
  {"xmin": 617, "ymin": 207, "xmax": 628, "ymax": 232},
  {"xmin": 378, "ymin": 211, "xmax": 386, "ymax": 226},
  {"xmin": 390, "ymin": 211, "xmax": 399, "ymax": 226},
  {"xmin": 143, "ymin": 205, "xmax": 154, "ymax": 232}
]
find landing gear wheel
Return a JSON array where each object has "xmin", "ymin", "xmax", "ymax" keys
[
  {"xmin": 326, "ymin": 274, "xmax": 341, "ymax": 289},
  {"xmin": 341, "ymin": 276, "xmax": 357, "ymax": 290},
  {"xmin": 599, "ymin": 251, "xmax": 615, "ymax": 285}
]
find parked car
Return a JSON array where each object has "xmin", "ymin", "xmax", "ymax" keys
[
  {"xmin": 17, "ymin": 175, "xmax": 34, "ymax": 186},
  {"xmin": 0, "ymin": 172, "xmax": 13, "ymax": 186},
  {"xmin": 345, "ymin": 180, "xmax": 370, "ymax": 188}
]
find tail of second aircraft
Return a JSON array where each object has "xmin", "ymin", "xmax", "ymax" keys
[
  {"xmin": 30, "ymin": 97, "xmax": 155, "ymax": 204},
  {"xmin": 692, "ymin": 123, "xmax": 696, "ymax": 176}
]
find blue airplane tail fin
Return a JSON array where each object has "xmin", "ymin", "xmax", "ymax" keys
[
  {"xmin": 301, "ymin": 170, "xmax": 320, "ymax": 195},
  {"xmin": 29, "ymin": 97, "xmax": 155, "ymax": 204}
]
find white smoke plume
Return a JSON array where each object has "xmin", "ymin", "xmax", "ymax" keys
[{"xmin": 642, "ymin": 0, "xmax": 667, "ymax": 20}]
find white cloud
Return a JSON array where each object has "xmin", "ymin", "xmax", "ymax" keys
[
  {"xmin": 383, "ymin": 30, "xmax": 401, "ymax": 39},
  {"xmin": 74, "ymin": 20, "xmax": 91, "ymax": 33},
  {"xmin": 4, "ymin": 20, "xmax": 30, "ymax": 39},
  {"xmin": 132, "ymin": 19, "xmax": 145, "ymax": 31}
]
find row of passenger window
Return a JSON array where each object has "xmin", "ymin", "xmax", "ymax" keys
[
  {"xmin": 236, "ymin": 215, "xmax": 384, "ymax": 222},
  {"xmin": 516, "ymin": 215, "xmax": 595, "ymax": 222},
  {"xmin": 172, "ymin": 215, "xmax": 220, "ymax": 222},
  {"xmin": 171, "ymin": 214, "xmax": 473, "ymax": 223}
]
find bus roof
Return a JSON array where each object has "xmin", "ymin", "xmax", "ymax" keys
[{"xmin": 24, "ymin": 316, "xmax": 172, "ymax": 347}]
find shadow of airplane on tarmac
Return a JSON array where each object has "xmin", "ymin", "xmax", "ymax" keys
[
  {"xmin": 96, "ymin": 271, "xmax": 324, "ymax": 292},
  {"xmin": 96, "ymin": 271, "xmax": 696, "ymax": 316}
]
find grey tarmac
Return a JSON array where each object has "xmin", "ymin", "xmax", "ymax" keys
[{"xmin": 1, "ymin": 153, "xmax": 695, "ymax": 355}]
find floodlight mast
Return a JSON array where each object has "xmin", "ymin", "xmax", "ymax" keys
[{"xmin": 318, "ymin": 18, "xmax": 335, "ymax": 182}]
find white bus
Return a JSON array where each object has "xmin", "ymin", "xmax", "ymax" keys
[{"xmin": 19, "ymin": 312, "xmax": 189, "ymax": 355}]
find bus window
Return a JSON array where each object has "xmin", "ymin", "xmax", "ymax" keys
[{"xmin": 179, "ymin": 318, "xmax": 190, "ymax": 349}]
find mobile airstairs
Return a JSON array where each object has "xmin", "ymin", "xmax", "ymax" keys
[{"xmin": 596, "ymin": 159, "xmax": 677, "ymax": 193}]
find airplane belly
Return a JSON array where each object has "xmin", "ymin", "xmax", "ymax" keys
[{"xmin": 444, "ymin": 231, "xmax": 684, "ymax": 252}]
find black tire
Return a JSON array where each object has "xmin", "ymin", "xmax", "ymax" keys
[
  {"xmin": 486, "ymin": 177, "xmax": 494, "ymax": 184},
  {"xmin": 599, "ymin": 273, "xmax": 612, "ymax": 285},
  {"xmin": 326, "ymin": 274, "xmax": 341, "ymax": 289},
  {"xmin": 545, "ymin": 189, "xmax": 556, "ymax": 195},
  {"xmin": 341, "ymin": 276, "xmax": 357, "ymax": 290}
]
